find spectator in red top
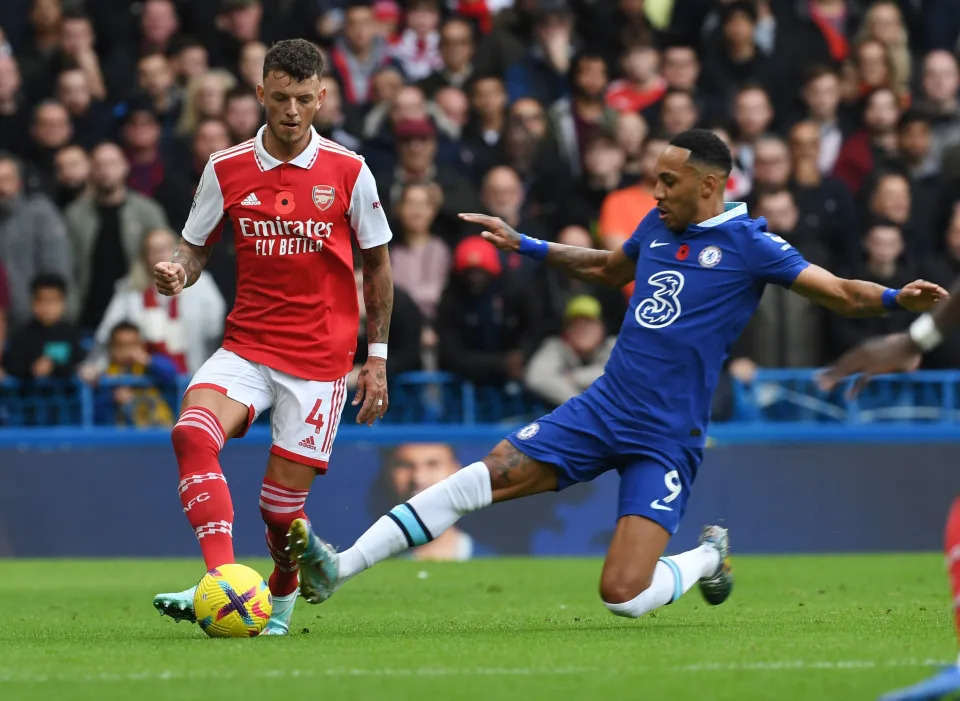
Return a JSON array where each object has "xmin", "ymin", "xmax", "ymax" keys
[
  {"xmin": 833, "ymin": 86, "xmax": 901, "ymax": 196},
  {"xmin": 390, "ymin": 0, "xmax": 443, "ymax": 82},
  {"xmin": 605, "ymin": 42, "xmax": 666, "ymax": 115}
]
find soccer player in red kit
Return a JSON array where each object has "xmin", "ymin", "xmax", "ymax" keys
[{"xmin": 150, "ymin": 39, "xmax": 395, "ymax": 635}]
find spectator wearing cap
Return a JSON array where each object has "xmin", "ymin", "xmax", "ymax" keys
[
  {"xmin": 549, "ymin": 52, "xmax": 618, "ymax": 179},
  {"xmin": 505, "ymin": 0, "xmax": 577, "ymax": 106},
  {"xmin": 0, "ymin": 55, "xmax": 29, "ymax": 158},
  {"xmin": 53, "ymin": 144, "xmax": 90, "ymax": 209},
  {"xmin": 380, "ymin": 116, "xmax": 479, "ymax": 244},
  {"xmin": 65, "ymin": 142, "xmax": 168, "ymax": 329},
  {"xmin": 389, "ymin": 182, "xmax": 451, "ymax": 322},
  {"xmin": 332, "ymin": 2, "xmax": 396, "ymax": 108},
  {"xmin": 390, "ymin": 0, "xmax": 443, "ymax": 82},
  {"xmin": 788, "ymin": 120, "xmax": 860, "ymax": 265},
  {"xmin": 833, "ymin": 86, "xmax": 901, "ymax": 196},
  {"xmin": 419, "ymin": 17, "xmax": 476, "ymax": 99},
  {"xmin": 525, "ymin": 294, "xmax": 615, "ymax": 407},
  {"xmin": 56, "ymin": 67, "xmax": 113, "ymax": 150},
  {"xmin": 0, "ymin": 152, "xmax": 71, "ymax": 331},
  {"xmin": 435, "ymin": 236, "xmax": 536, "ymax": 385},
  {"xmin": 372, "ymin": 0, "xmax": 403, "ymax": 41}
]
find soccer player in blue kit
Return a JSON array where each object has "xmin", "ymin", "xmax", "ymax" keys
[{"xmin": 288, "ymin": 129, "xmax": 946, "ymax": 619}]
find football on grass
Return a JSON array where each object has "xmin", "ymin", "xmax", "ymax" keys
[{"xmin": 194, "ymin": 564, "xmax": 273, "ymax": 637}]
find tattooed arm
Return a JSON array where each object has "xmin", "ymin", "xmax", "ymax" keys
[
  {"xmin": 353, "ymin": 244, "xmax": 393, "ymax": 426},
  {"xmin": 791, "ymin": 265, "xmax": 946, "ymax": 317},
  {"xmin": 154, "ymin": 238, "xmax": 214, "ymax": 296},
  {"xmin": 458, "ymin": 213, "xmax": 635, "ymax": 287}
]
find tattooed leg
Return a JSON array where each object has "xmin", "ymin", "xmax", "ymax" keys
[{"xmin": 484, "ymin": 440, "xmax": 559, "ymax": 503}]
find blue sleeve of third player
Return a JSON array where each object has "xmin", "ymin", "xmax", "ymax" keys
[
  {"xmin": 622, "ymin": 207, "xmax": 661, "ymax": 261},
  {"xmin": 742, "ymin": 228, "xmax": 811, "ymax": 287}
]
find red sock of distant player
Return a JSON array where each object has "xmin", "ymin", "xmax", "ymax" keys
[
  {"xmin": 260, "ymin": 478, "xmax": 309, "ymax": 597},
  {"xmin": 946, "ymin": 497, "xmax": 960, "ymax": 639},
  {"xmin": 172, "ymin": 406, "xmax": 235, "ymax": 570}
]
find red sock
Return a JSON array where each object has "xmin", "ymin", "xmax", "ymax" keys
[
  {"xmin": 260, "ymin": 478, "xmax": 309, "ymax": 597},
  {"xmin": 173, "ymin": 407, "xmax": 234, "ymax": 570},
  {"xmin": 945, "ymin": 497, "xmax": 960, "ymax": 639}
]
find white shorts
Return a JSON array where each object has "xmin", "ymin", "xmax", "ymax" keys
[{"xmin": 187, "ymin": 348, "xmax": 349, "ymax": 472}]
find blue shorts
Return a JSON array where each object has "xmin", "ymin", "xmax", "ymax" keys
[{"xmin": 505, "ymin": 392, "xmax": 702, "ymax": 535}]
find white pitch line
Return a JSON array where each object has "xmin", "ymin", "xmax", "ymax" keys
[{"xmin": 0, "ymin": 660, "xmax": 950, "ymax": 684}]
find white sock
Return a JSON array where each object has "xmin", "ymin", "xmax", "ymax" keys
[
  {"xmin": 337, "ymin": 462, "xmax": 493, "ymax": 583},
  {"xmin": 604, "ymin": 544, "xmax": 720, "ymax": 618}
]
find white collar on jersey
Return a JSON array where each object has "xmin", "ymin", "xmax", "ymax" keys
[
  {"xmin": 696, "ymin": 202, "xmax": 748, "ymax": 228},
  {"xmin": 253, "ymin": 124, "xmax": 322, "ymax": 171}
]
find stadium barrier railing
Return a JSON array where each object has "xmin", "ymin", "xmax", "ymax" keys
[{"xmin": 2, "ymin": 369, "xmax": 960, "ymax": 428}]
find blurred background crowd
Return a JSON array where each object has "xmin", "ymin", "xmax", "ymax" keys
[{"xmin": 1, "ymin": 0, "xmax": 960, "ymax": 426}]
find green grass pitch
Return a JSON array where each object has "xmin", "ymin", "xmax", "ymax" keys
[{"xmin": 0, "ymin": 555, "xmax": 954, "ymax": 701}]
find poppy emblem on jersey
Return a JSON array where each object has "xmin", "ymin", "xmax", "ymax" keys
[
  {"xmin": 676, "ymin": 244, "xmax": 689, "ymax": 261},
  {"xmin": 312, "ymin": 185, "xmax": 336, "ymax": 211},
  {"xmin": 698, "ymin": 246, "xmax": 722, "ymax": 268},
  {"xmin": 275, "ymin": 191, "xmax": 296, "ymax": 215},
  {"xmin": 517, "ymin": 423, "xmax": 540, "ymax": 440}
]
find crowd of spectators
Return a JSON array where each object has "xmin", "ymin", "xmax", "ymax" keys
[{"xmin": 1, "ymin": 0, "xmax": 960, "ymax": 424}]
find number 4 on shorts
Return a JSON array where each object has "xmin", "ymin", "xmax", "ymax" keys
[{"xmin": 305, "ymin": 399, "xmax": 325, "ymax": 433}]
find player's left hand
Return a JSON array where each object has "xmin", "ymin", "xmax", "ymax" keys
[
  {"xmin": 353, "ymin": 357, "xmax": 388, "ymax": 426},
  {"xmin": 896, "ymin": 280, "xmax": 949, "ymax": 312},
  {"xmin": 816, "ymin": 332, "xmax": 922, "ymax": 397}
]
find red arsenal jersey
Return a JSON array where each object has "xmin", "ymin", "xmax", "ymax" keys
[{"xmin": 182, "ymin": 126, "xmax": 392, "ymax": 381}]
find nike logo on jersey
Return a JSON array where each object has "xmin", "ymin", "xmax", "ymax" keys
[
  {"xmin": 241, "ymin": 192, "xmax": 262, "ymax": 206},
  {"xmin": 650, "ymin": 240, "xmax": 670, "ymax": 248},
  {"xmin": 650, "ymin": 499, "xmax": 673, "ymax": 511}
]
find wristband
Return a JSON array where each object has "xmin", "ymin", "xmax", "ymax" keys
[
  {"xmin": 517, "ymin": 234, "xmax": 548, "ymax": 260},
  {"xmin": 881, "ymin": 288, "xmax": 902, "ymax": 311},
  {"xmin": 368, "ymin": 343, "xmax": 388, "ymax": 359},
  {"xmin": 908, "ymin": 313, "xmax": 944, "ymax": 352}
]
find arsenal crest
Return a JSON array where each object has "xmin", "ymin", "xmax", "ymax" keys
[{"xmin": 312, "ymin": 185, "xmax": 335, "ymax": 211}]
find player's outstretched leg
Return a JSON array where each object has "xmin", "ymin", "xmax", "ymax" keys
[
  {"xmin": 259, "ymin": 472, "xmax": 310, "ymax": 636},
  {"xmin": 154, "ymin": 392, "xmax": 246, "ymax": 623},
  {"xmin": 601, "ymin": 520, "xmax": 730, "ymax": 618},
  {"xmin": 878, "ymin": 497, "xmax": 960, "ymax": 701},
  {"xmin": 290, "ymin": 441, "xmax": 557, "ymax": 604}
]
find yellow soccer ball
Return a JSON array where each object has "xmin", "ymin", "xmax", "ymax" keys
[{"xmin": 194, "ymin": 564, "xmax": 273, "ymax": 638}]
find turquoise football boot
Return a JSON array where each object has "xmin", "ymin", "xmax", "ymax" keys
[
  {"xmin": 153, "ymin": 585, "xmax": 198, "ymax": 623},
  {"xmin": 261, "ymin": 588, "xmax": 299, "ymax": 635},
  {"xmin": 287, "ymin": 518, "xmax": 339, "ymax": 604}
]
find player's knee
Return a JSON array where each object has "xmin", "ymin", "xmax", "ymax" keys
[
  {"xmin": 599, "ymin": 572, "xmax": 650, "ymax": 606},
  {"xmin": 171, "ymin": 407, "xmax": 227, "ymax": 460}
]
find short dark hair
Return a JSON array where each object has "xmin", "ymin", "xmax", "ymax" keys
[
  {"xmin": 803, "ymin": 64, "xmax": 839, "ymax": 86},
  {"xmin": 755, "ymin": 187, "xmax": 794, "ymax": 206},
  {"xmin": 898, "ymin": 109, "xmax": 930, "ymax": 131},
  {"xmin": 720, "ymin": 0, "xmax": 758, "ymax": 24},
  {"xmin": 262, "ymin": 39, "xmax": 324, "ymax": 82},
  {"xmin": 225, "ymin": 85, "xmax": 259, "ymax": 104},
  {"xmin": 31, "ymin": 273, "xmax": 67, "ymax": 296},
  {"xmin": 109, "ymin": 321, "xmax": 141, "ymax": 341},
  {"xmin": 669, "ymin": 128, "xmax": 733, "ymax": 175}
]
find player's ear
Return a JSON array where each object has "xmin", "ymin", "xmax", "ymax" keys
[
  {"xmin": 317, "ymin": 84, "xmax": 327, "ymax": 108},
  {"xmin": 700, "ymin": 172, "xmax": 719, "ymax": 199},
  {"xmin": 256, "ymin": 83, "xmax": 265, "ymax": 107}
]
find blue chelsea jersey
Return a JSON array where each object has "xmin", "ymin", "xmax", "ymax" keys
[{"xmin": 593, "ymin": 203, "xmax": 810, "ymax": 447}]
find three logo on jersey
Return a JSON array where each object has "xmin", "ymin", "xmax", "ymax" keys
[{"xmin": 634, "ymin": 243, "xmax": 724, "ymax": 329}]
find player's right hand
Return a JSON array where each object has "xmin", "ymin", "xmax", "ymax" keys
[
  {"xmin": 459, "ymin": 213, "xmax": 521, "ymax": 252},
  {"xmin": 154, "ymin": 262, "xmax": 186, "ymax": 296}
]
